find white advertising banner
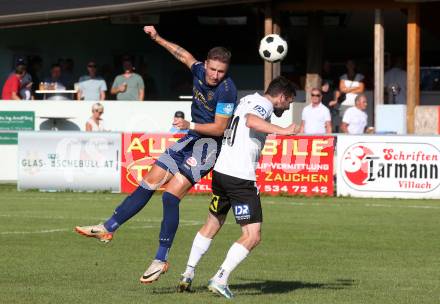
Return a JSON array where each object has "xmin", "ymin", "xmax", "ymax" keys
[
  {"xmin": 18, "ymin": 132, "xmax": 121, "ymax": 192},
  {"xmin": 337, "ymin": 135, "xmax": 440, "ymax": 199}
]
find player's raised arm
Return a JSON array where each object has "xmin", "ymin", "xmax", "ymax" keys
[
  {"xmin": 245, "ymin": 114, "xmax": 297, "ymax": 135},
  {"xmin": 243, "ymin": 76, "xmax": 297, "ymax": 135},
  {"xmin": 144, "ymin": 25, "xmax": 197, "ymax": 69}
]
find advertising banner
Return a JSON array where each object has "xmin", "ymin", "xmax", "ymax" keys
[
  {"xmin": 0, "ymin": 132, "xmax": 18, "ymax": 145},
  {"xmin": 257, "ymin": 135, "xmax": 334, "ymax": 195},
  {"xmin": 121, "ymin": 133, "xmax": 213, "ymax": 193},
  {"xmin": 0, "ymin": 111, "xmax": 34, "ymax": 145},
  {"xmin": 18, "ymin": 132, "xmax": 121, "ymax": 192},
  {"xmin": 0, "ymin": 111, "xmax": 34, "ymax": 130},
  {"xmin": 337, "ymin": 135, "xmax": 440, "ymax": 198},
  {"xmin": 121, "ymin": 133, "xmax": 334, "ymax": 196}
]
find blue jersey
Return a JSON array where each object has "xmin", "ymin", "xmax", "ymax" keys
[
  {"xmin": 190, "ymin": 62, "xmax": 237, "ymax": 139},
  {"xmin": 155, "ymin": 62, "xmax": 237, "ymax": 185}
]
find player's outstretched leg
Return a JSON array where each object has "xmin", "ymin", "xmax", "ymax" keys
[
  {"xmin": 140, "ymin": 191, "xmax": 180, "ymax": 284},
  {"xmin": 75, "ymin": 181, "xmax": 155, "ymax": 242},
  {"xmin": 75, "ymin": 166, "xmax": 170, "ymax": 243},
  {"xmin": 74, "ymin": 223, "xmax": 113, "ymax": 243},
  {"xmin": 141, "ymin": 173, "xmax": 193, "ymax": 284}
]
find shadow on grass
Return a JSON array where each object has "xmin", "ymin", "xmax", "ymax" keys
[
  {"xmin": 151, "ymin": 278, "xmax": 355, "ymax": 295},
  {"xmin": 229, "ymin": 278, "xmax": 356, "ymax": 295}
]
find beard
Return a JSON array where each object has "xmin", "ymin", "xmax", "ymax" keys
[{"xmin": 274, "ymin": 108, "xmax": 284, "ymax": 117}]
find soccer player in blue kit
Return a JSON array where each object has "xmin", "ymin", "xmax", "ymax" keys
[{"xmin": 75, "ymin": 25, "xmax": 237, "ymax": 284}]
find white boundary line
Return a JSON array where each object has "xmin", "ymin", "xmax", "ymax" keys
[
  {"xmin": 266, "ymin": 201, "xmax": 440, "ymax": 210},
  {"xmin": 0, "ymin": 221, "xmax": 205, "ymax": 235},
  {"xmin": 0, "ymin": 214, "xmax": 202, "ymax": 224}
]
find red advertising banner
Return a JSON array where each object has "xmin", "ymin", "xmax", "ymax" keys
[
  {"xmin": 256, "ymin": 135, "xmax": 334, "ymax": 195},
  {"xmin": 121, "ymin": 133, "xmax": 334, "ymax": 196},
  {"xmin": 121, "ymin": 133, "xmax": 212, "ymax": 194}
]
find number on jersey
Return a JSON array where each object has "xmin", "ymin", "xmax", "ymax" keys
[{"xmin": 222, "ymin": 115, "xmax": 240, "ymax": 146}]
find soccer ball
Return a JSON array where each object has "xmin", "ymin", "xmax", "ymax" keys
[{"xmin": 258, "ymin": 34, "xmax": 288, "ymax": 63}]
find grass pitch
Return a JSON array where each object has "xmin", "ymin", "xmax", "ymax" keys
[{"xmin": 0, "ymin": 184, "xmax": 439, "ymax": 304}]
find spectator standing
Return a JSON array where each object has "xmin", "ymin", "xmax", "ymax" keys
[
  {"xmin": 321, "ymin": 60, "xmax": 338, "ymax": 89},
  {"xmin": 139, "ymin": 62, "xmax": 158, "ymax": 100},
  {"xmin": 43, "ymin": 64, "xmax": 67, "ymax": 89},
  {"xmin": 339, "ymin": 59, "xmax": 365, "ymax": 106},
  {"xmin": 384, "ymin": 56, "xmax": 406, "ymax": 104},
  {"xmin": 341, "ymin": 94, "xmax": 368, "ymax": 134},
  {"xmin": 111, "ymin": 58, "xmax": 144, "ymax": 101},
  {"xmin": 59, "ymin": 58, "xmax": 75, "ymax": 89},
  {"xmin": 85, "ymin": 103, "xmax": 106, "ymax": 131},
  {"xmin": 10, "ymin": 58, "xmax": 33, "ymax": 100},
  {"xmin": 20, "ymin": 72, "xmax": 33, "ymax": 100},
  {"xmin": 321, "ymin": 80, "xmax": 340, "ymax": 132},
  {"xmin": 29, "ymin": 56, "xmax": 43, "ymax": 95},
  {"xmin": 2, "ymin": 64, "xmax": 26, "ymax": 100},
  {"xmin": 300, "ymin": 88, "xmax": 332, "ymax": 134},
  {"xmin": 169, "ymin": 111, "xmax": 188, "ymax": 134},
  {"xmin": 77, "ymin": 61, "xmax": 107, "ymax": 101}
]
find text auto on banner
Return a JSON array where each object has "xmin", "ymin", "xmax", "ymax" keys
[{"xmin": 121, "ymin": 133, "xmax": 334, "ymax": 196}]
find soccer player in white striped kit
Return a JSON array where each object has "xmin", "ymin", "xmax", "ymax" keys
[{"xmin": 177, "ymin": 76, "xmax": 297, "ymax": 299}]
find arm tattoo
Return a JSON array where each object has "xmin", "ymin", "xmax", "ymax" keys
[{"xmin": 173, "ymin": 46, "xmax": 185, "ymax": 61}]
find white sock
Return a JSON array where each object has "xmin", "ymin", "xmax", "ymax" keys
[
  {"xmin": 213, "ymin": 242, "xmax": 249, "ymax": 285},
  {"xmin": 184, "ymin": 232, "xmax": 212, "ymax": 278}
]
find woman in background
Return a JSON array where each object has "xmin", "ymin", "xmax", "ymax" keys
[
  {"xmin": 339, "ymin": 59, "xmax": 365, "ymax": 106},
  {"xmin": 85, "ymin": 102, "xmax": 106, "ymax": 131}
]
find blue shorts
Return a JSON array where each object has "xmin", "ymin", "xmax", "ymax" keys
[{"xmin": 155, "ymin": 135, "xmax": 220, "ymax": 185}]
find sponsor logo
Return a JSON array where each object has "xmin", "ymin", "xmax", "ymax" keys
[
  {"xmin": 233, "ymin": 204, "xmax": 250, "ymax": 220},
  {"xmin": 142, "ymin": 270, "xmax": 161, "ymax": 280},
  {"xmin": 224, "ymin": 103, "xmax": 234, "ymax": 114},
  {"xmin": 207, "ymin": 91, "xmax": 214, "ymax": 101},
  {"xmin": 209, "ymin": 194, "xmax": 220, "ymax": 212},
  {"xmin": 193, "ymin": 88, "xmax": 214, "ymax": 111},
  {"xmin": 341, "ymin": 142, "xmax": 440, "ymax": 193},
  {"xmin": 342, "ymin": 145, "xmax": 373, "ymax": 186},
  {"xmin": 253, "ymin": 105, "xmax": 267, "ymax": 117},
  {"xmin": 186, "ymin": 157, "xmax": 198, "ymax": 167}
]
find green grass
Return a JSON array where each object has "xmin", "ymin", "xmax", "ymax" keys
[{"xmin": 0, "ymin": 183, "xmax": 439, "ymax": 304}]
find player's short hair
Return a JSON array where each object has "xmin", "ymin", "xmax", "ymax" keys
[
  {"xmin": 207, "ymin": 47, "xmax": 231, "ymax": 64},
  {"xmin": 265, "ymin": 76, "xmax": 296, "ymax": 98}
]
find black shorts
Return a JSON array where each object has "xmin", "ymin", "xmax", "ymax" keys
[{"xmin": 209, "ymin": 170, "xmax": 262, "ymax": 225}]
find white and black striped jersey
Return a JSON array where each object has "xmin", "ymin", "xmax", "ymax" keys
[{"xmin": 214, "ymin": 93, "xmax": 273, "ymax": 181}]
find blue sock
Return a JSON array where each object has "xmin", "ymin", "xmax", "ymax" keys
[
  {"xmin": 104, "ymin": 182, "xmax": 155, "ymax": 232},
  {"xmin": 155, "ymin": 192, "xmax": 180, "ymax": 261}
]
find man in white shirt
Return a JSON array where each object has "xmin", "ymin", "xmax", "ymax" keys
[
  {"xmin": 341, "ymin": 94, "xmax": 368, "ymax": 134},
  {"xmin": 176, "ymin": 76, "xmax": 297, "ymax": 299},
  {"xmin": 300, "ymin": 88, "xmax": 332, "ymax": 134}
]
